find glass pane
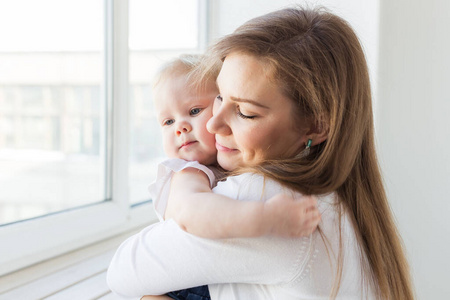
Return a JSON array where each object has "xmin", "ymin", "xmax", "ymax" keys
[
  {"xmin": 0, "ymin": 0, "xmax": 105, "ymax": 225},
  {"xmin": 129, "ymin": 0, "xmax": 202, "ymax": 204}
]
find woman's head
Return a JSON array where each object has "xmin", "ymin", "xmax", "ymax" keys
[
  {"xmin": 207, "ymin": 53, "xmax": 308, "ymax": 171},
  {"xmin": 203, "ymin": 8, "xmax": 414, "ymax": 299},
  {"xmin": 205, "ymin": 7, "xmax": 371, "ymax": 192}
]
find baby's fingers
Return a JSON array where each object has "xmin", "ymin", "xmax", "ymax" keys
[
  {"xmin": 298, "ymin": 196, "xmax": 318, "ymax": 209},
  {"xmin": 297, "ymin": 201, "xmax": 321, "ymax": 236},
  {"xmin": 299, "ymin": 213, "xmax": 321, "ymax": 236}
]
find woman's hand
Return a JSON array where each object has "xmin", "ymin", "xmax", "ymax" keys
[{"xmin": 263, "ymin": 194, "xmax": 321, "ymax": 237}]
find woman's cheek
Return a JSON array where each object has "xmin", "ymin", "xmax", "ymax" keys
[{"xmin": 240, "ymin": 130, "xmax": 261, "ymax": 158}]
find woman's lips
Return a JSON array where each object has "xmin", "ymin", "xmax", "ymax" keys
[{"xmin": 215, "ymin": 142, "xmax": 237, "ymax": 152}]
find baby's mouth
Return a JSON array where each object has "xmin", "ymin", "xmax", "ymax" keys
[{"xmin": 180, "ymin": 141, "xmax": 197, "ymax": 149}]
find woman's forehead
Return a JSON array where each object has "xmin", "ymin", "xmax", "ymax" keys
[{"xmin": 216, "ymin": 53, "xmax": 281, "ymax": 103}]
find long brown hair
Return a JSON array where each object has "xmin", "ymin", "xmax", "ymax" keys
[{"xmin": 200, "ymin": 7, "xmax": 414, "ymax": 300}]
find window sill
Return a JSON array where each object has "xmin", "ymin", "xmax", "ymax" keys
[{"xmin": 0, "ymin": 221, "xmax": 153, "ymax": 299}]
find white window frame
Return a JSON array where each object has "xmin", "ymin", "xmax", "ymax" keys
[{"xmin": 0, "ymin": 0, "xmax": 209, "ymax": 276}]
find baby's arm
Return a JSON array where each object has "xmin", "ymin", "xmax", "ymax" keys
[{"xmin": 165, "ymin": 168, "xmax": 320, "ymax": 239}]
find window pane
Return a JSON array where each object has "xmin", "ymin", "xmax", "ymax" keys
[
  {"xmin": 0, "ymin": 0, "xmax": 105, "ymax": 224},
  {"xmin": 129, "ymin": 0, "xmax": 202, "ymax": 204}
]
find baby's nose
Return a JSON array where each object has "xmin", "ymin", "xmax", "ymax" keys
[{"xmin": 176, "ymin": 122, "xmax": 192, "ymax": 136}]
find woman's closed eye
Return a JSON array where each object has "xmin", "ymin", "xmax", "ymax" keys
[
  {"xmin": 237, "ymin": 105, "xmax": 256, "ymax": 119},
  {"xmin": 216, "ymin": 94, "xmax": 255, "ymax": 119}
]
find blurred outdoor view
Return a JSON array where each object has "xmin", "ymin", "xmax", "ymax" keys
[{"xmin": 0, "ymin": 0, "xmax": 202, "ymax": 224}]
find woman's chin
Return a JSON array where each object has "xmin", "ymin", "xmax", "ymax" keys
[{"xmin": 217, "ymin": 155, "xmax": 241, "ymax": 171}]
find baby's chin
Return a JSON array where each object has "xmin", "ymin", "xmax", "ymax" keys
[
  {"xmin": 177, "ymin": 153, "xmax": 217, "ymax": 166},
  {"xmin": 194, "ymin": 156, "xmax": 218, "ymax": 166}
]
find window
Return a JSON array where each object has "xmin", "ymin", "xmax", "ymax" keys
[
  {"xmin": 128, "ymin": 0, "xmax": 205, "ymax": 203},
  {"xmin": 0, "ymin": 0, "xmax": 105, "ymax": 224},
  {"xmin": 0, "ymin": 0, "xmax": 207, "ymax": 275}
]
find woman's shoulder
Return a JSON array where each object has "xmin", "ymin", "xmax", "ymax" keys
[
  {"xmin": 213, "ymin": 172, "xmax": 293, "ymax": 202},
  {"xmin": 218, "ymin": 172, "xmax": 265, "ymax": 186}
]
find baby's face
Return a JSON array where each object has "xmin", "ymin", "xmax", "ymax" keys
[{"xmin": 154, "ymin": 75, "xmax": 218, "ymax": 165}]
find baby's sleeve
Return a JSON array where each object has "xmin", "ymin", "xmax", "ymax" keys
[{"xmin": 148, "ymin": 158, "xmax": 216, "ymax": 221}]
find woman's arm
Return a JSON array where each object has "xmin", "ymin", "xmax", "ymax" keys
[
  {"xmin": 107, "ymin": 174, "xmax": 317, "ymax": 297},
  {"xmin": 107, "ymin": 218, "xmax": 313, "ymax": 297},
  {"xmin": 165, "ymin": 168, "xmax": 320, "ymax": 239}
]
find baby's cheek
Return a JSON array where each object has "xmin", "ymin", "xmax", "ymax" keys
[
  {"xmin": 162, "ymin": 138, "xmax": 178, "ymax": 159},
  {"xmin": 200, "ymin": 124, "xmax": 216, "ymax": 143}
]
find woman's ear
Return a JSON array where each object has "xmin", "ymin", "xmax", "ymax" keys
[{"xmin": 305, "ymin": 120, "xmax": 328, "ymax": 146}]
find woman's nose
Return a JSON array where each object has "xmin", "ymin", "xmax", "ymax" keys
[
  {"xmin": 206, "ymin": 105, "xmax": 231, "ymax": 136},
  {"xmin": 176, "ymin": 121, "xmax": 192, "ymax": 136}
]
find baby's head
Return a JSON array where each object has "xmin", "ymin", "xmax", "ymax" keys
[{"xmin": 153, "ymin": 54, "xmax": 218, "ymax": 165}]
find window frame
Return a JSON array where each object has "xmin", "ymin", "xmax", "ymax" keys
[{"xmin": 0, "ymin": 0, "xmax": 209, "ymax": 276}]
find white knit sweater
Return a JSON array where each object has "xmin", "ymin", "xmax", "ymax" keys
[{"xmin": 107, "ymin": 160, "xmax": 374, "ymax": 299}]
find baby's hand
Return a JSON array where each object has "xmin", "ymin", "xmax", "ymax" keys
[{"xmin": 263, "ymin": 194, "xmax": 321, "ymax": 237}]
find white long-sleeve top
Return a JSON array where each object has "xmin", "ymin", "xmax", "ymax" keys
[{"xmin": 107, "ymin": 171, "xmax": 374, "ymax": 299}]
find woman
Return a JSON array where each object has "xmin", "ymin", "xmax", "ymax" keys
[{"xmin": 107, "ymin": 7, "xmax": 414, "ymax": 299}]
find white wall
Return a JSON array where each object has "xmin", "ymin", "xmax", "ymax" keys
[
  {"xmin": 377, "ymin": 0, "xmax": 450, "ymax": 299},
  {"xmin": 208, "ymin": 0, "xmax": 379, "ymax": 105},
  {"xmin": 212, "ymin": 0, "xmax": 450, "ymax": 299}
]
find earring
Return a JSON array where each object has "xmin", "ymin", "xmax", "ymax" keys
[
  {"xmin": 304, "ymin": 139, "xmax": 312, "ymax": 156},
  {"xmin": 297, "ymin": 139, "xmax": 312, "ymax": 158}
]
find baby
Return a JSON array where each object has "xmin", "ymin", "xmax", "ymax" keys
[{"xmin": 146, "ymin": 54, "xmax": 320, "ymax": 300}]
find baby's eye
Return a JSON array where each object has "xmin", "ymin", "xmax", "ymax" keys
[
  {"xmin": 190, "ymin": 108, "xmax": 202, "ymax": 116},
  {"xmin": 163, "ymin": 119, "xmax": 174, "ymax": 126},
  {"xmin": 216, "ymin": 94, "xmax": 223, "ymax": 101}
]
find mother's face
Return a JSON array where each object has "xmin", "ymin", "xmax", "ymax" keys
[{"xmin": 206, "ymin": 53, "xmax": 307, "ymax": 171}]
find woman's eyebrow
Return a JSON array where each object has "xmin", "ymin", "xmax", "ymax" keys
[
  {"xmin": 229, "ymin": 96, "xmax": 270, "ymax": 109},
  {"xmin": 216, "ymin": 77, "xmax": 269, "ymax": 109}
]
